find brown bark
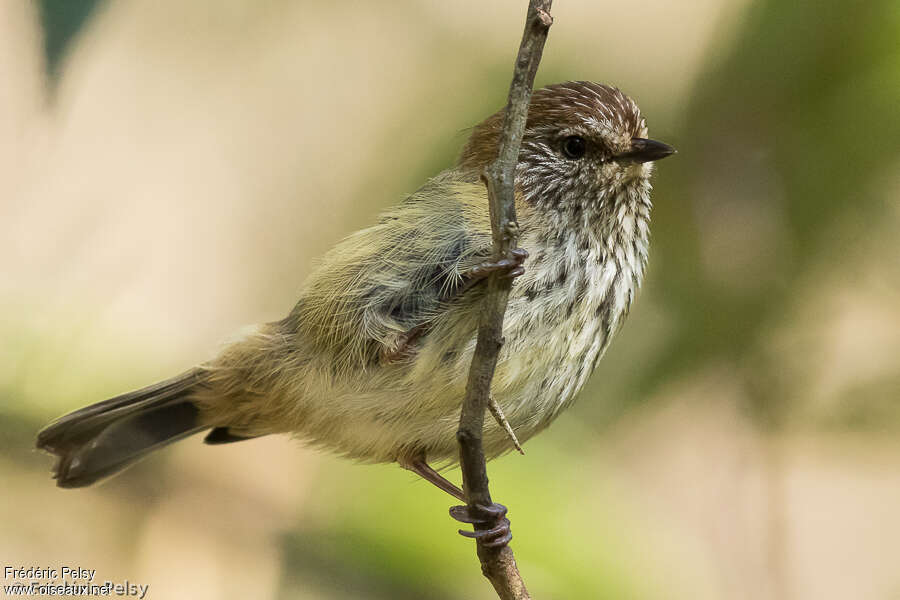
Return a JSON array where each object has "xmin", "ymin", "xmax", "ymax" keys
[{"xmin": 456, "ymin": 2, "xmax": 553, "ymax": 598}]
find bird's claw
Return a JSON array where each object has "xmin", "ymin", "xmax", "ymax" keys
[
  {"xmin": 450, "ymin": 502, "xmax": 512, "ymax": 548},
  {"xmin": 458, "ymin": 518, "xmax": 512, "ymax": 548},
  {"xmin": 467, "ymin": 249, "xmax": 529, "ymax": 281}
]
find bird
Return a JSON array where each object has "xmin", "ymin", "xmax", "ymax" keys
[{"xmin": 37, "ymin": 81, "xmax": 674, "ymax": 546}]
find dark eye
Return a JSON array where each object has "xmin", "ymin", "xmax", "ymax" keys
[{"xmin": 561, "ymin": 136, "xmax": 587, "ymax": 159}]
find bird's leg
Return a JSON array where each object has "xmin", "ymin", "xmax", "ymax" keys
[
  {"xmin": 398, "ymin": 449, "xmax": 513, "ymax": 548},
  {"xmin": 398, "ymin": 451, "xmax": 465, "ymax": 501},
  {"xmin": 381, "ymin": 249, "xmax": 528, "ymax": 364},
  {"xmin": 381, "ymin": 323, "xmax": 430, "ymax": 363}
]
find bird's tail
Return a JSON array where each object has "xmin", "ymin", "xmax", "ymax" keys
[{"xmin": 36, "ymin": 369, "xmax": 209, "ymax": 488}]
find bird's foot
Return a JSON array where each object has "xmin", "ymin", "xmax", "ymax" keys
[
  {"xmin": 398, "ymin": 451, "xmax": 511, "ymax": 547},
  {"xmin": 465, "ymin": 248, "xmax": 529, "ymax": 281},
  {"xmin": 450, "ymin": 502, "xmax": 512, "ymax": 548}
]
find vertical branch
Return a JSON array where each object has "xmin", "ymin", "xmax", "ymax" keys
[{"xmin": 456, "ymin": 1, "xmax": 553, "ymax": 598}]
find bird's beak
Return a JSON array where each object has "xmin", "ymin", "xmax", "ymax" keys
[{"xmin": 617, "ymin": 138, "xmax": 677, "ymax": 163}]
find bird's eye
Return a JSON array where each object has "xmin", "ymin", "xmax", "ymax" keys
[{"xmin": 561, "ymin": 136, "xmax": 587, "ymax": 159}]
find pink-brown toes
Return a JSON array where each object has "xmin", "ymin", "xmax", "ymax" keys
[
  {"xmin": 449, "ymin": 502, "xmax": 513, "ymax": 548},
  {"xmin": 504, "ymin": 266, "xmax": 525, "ymax": 279},
  {"xmin": 510, "ymin": 247, "xmax": 529, "ymax": 262},
  {"xmin": 468, "ymin": 248, "xmax": 529, "ymax": 281},
  {"xmin": 458, "ymin": 517, "xmax": 512, "ymax": 548}
]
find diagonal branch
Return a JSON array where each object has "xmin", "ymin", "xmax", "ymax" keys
[{"xmin": 456, "ymin": 1, "xmax": 553, "ymax": 598}]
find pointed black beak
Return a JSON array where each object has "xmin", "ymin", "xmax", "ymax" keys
[{"xmin": 618, "ymin": 138, "xmax": 677, "ymax": 163}]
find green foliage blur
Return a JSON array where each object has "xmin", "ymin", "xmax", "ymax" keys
[
  {"xmin": 2, "ymin": 1, "xmax": 898, "ymax": 599},
  {"xmin": 38, "ymin": 0, "xmax": 104, "ymax": 78}
]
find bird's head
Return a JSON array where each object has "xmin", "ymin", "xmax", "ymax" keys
[{"xmin": 459, "ymin": 81, "xmax": 674, "ymax": 221}]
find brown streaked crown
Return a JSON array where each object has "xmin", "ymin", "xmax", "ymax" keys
[{"xmin": 458, "ymin": 81, "xmax": 647, "ymax": 173}]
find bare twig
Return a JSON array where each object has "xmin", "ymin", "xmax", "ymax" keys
[
  {"xmin": 456, "ymin": 1, "xmax": 553, "ymax": 598},
  {"xmin": 489, "ymin": 395, "xmax": 524, "ymax": 455}
]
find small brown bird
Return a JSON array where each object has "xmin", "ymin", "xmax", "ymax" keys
[{"xmin": 37, "ymin": 81, "xmax": 674, "ymax": 546}]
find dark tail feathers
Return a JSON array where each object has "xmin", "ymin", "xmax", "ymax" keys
[{"xmin": 36, "ymin": 369, "xmax": 209, "ymax": 488}]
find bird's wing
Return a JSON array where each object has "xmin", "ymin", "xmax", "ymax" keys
[{"xmin": 287, "ymin": 170, "xmax": 494, "ymax": 366}]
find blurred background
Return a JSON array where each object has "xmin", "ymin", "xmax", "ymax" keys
[{"xmin": 2, "ymin": 0, "xmax": 899, "ymax": 598}]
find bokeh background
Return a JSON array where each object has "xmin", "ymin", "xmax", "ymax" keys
[{"xmin": 2, "ymin": 0, "xmax": 899, "ymax": 598}]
